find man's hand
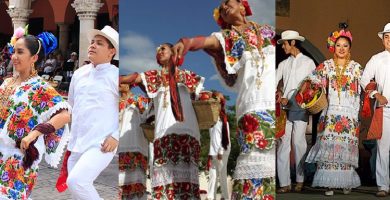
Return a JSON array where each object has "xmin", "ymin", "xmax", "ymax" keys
[
  {"xmin": 217, "ymin": 154, "xmax": 223, "ymax": 160},
  {"xmin": 281, "ymin": 98, "xmax": 289, "ymax": 106},
  {"xmin": 101, "ymin": 136, "xmax": 119, "ymax": 153},
  {"xmin": 375, "ymin": 93, "xmax": 388, "ymax": 106}
]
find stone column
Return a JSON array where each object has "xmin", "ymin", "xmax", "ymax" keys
[
  {"xmin": 72, "ymin": 0, "xmax": 103, "ymax": 67},
  {"xmin": 7, "ymin": 0, "xmax": 33, "ymax": 31},
  {"xmin": 57, "ymin": 23, "xmax": 69, "ymax": 57}
]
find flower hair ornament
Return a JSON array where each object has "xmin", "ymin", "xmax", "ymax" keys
[
  {"xmin": 213, "ymin": 0, "xmax": 253, "ymax": 28},
  {"xmin": 8, "ymin": 24, "xmax": 58, "ymax": 56},
  {"xmin": 327, "ymin": 22, "xmax": 353, "ymax": 53}
]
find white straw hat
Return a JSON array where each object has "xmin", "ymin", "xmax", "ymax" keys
[{"xmin": 277, "ymin": 30, "xmax": 305, "ymax": 44}]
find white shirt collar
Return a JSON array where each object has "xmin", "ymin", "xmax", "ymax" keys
[{"xmin": 92, "ymin": 62, "xmax": 112, "ymax": 71}]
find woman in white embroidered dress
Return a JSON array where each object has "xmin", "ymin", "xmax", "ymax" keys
[
  {"xmin": 172, "ymin": 0, "xmax": 276, "ymax": 199},
  {"xmin": 0, "ymin": 28, "xmax": 70, "ymax": 200},
  {"xmin": 119, "ymin": 85, "xmax": 149, "ymax": 200},
  {"xmin": 120, "ymin": 43, "xmax": 204, "ymax": 199},
  {"xmin": 305, "ymin": 24, "xmax": 362, "ymax": 196}
]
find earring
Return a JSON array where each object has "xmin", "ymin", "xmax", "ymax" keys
[{"xmin": 31, "ymin": 63, "xmax": 37, "ymax": 77}]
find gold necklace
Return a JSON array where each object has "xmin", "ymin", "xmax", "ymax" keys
[
  {"xmin": 231, "ymin": 21, "xmax": 266, "ymax": 90},
  {"xmin": 333, "ymin": 57, "xmax": 350, "ymax": 102},
  {"xmin": 161, "ymin": 67, "xmax": 170, "ymax": 109},
  {"xmin": 0, "ymin": 73, "xmax": 37, "ymax": 109}
]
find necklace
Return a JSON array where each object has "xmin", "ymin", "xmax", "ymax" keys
[
  {"xmin": 333, "ymin": 57, "xmax": 350, "ymax": 102},
  {"xmin": 161, "ymin": 67, "xmax": 170, "ymax": 109},
  {"xmin": 231, "ymin": 21, "xmax": 266, "ymax": 90},
  {"xmin": 0, "ymin": 73, "xmax": 37, "ymax": 109}
]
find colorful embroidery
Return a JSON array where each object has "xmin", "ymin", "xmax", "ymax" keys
[
  {"xmin": 153, "ymin": 182, "xmax": 200, "ymax": 200},
  {"xmin": 120, "ymin": 183, "xmax": 147, "ymax": 199},
  {"xmin": 143, "ymin": 69, "xmax": 202, "ymax": 95},
  {"xmin": 120, "ymin": 94, "xmax": 149, "ymax": 113},
  {"xmin": 153, "ymin": 134, "xmax": 200, "ymax": 167},
  {"xmin": 119, "ymin": 152, "xmax": 148, "ymax": 172},
  {"xmin": 7, "ymin": 102, "xmax": 38, "ymax": 141},
  {"xmin": 0, "ymin": 154, "xmax": 38, "ymax": 200},
  {"xmin": 223, "ymin": 23, "xmax": 274, "ymax": 66},
  {"xmin": 237, "ymin": 110, "xmax": 275, "ymax": 153},
  {"xmin": 232, "ymin": 177, "xmax": 275, "ymax": 200},
  {"xmin": 0, "ymin": 77, "xmax": 68, "ymax": 199}
]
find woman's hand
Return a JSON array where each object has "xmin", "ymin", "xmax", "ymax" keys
[
  {"xmin": 172, "ymin": 42, "xmax": 185, "ymax": 66},
  {"xmin": 101, "ymin": 136, "xmax": 119, "ymax": 153},
  {"xmin": 20, "ymin": 130, "xmax": 40, "ymax": 151},
  {"xmin": 119, "ymin": 73, "xmax": 140, "ymax": 85}
]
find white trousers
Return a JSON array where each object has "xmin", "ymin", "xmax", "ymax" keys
[
  {"xmin": 207, "ymin": 148, "xmax": 230, "ymax": 200},
  {"xmin": 377, "ymin": 107, "xmax": 390, "ymax": 191},
  {"xmin": 277, "ymin": 120, "xmax": 307, "ymax": 187},
  {"xmin": 67, "ymin": 147, "xmax": 115, "ymax": 200}
]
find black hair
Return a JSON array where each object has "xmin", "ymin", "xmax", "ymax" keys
[
  {"xmin": 161, "ymin": 43, "xmax": 173, "ymax": 48},
  {"xmin": 335, "ymin": 36, "xmax": 352, "ymax": 48},
  {"xmin": 287, "ymin": 40, "xmax": 302, "ymax": 50},
  {"xmin": 22, "ymin": 35, "xmax": 45, "ymax": 64}
]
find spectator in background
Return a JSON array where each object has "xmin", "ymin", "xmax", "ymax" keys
[{"xmin": 43, "ymin": 53, "xmax": 57, "ymax": 76}]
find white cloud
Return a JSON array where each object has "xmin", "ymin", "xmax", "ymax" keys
[
  {"xmin": 248, "ymin": 0, "xmax": 275, "ymax": 26},
  {"xmin": 209, "ymin": 74, "xmax": 219, "ymax": 81},
  {"xmin": 119, "ymin": 32, "xmax": 159, "ymax": 74}
]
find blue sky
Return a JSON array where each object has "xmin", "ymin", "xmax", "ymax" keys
[{"xmin": 119, "ymin": 0, "xmax": 275, "ymax": 106}]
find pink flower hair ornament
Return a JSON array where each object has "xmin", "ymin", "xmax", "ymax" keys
[
  {"xmin": 327, "ymin": 23, "xmax": 353, "ymax": 53},
  {"xmin": 8, "ymin": 25, "xmax": 29, "ymax": 54}
]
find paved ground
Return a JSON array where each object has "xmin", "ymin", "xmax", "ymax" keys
[
  {"xmin": 278, "ymin": 186, "xmax": 386, "ymax": 200},
  {"xmin": 31, "ymin": 155, "xmax": 119, "ymax": 200}
]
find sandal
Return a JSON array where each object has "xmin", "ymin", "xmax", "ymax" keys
[
  {"xmin": 277, "ymin": 185, "xmax": 291, "ymax": 193},
  {"xmin": 343, "ymin": 188, "xmax": 351, "ymax": 195},
  {"xmin": 325, "ymin": 189, "xmax": 334, "ymax": 196},
  {"xmin": 294, "ymin": 182, "xmax": 304, "ymax": 192},
  {"xmin": 376, "ymin": 190, "xmax": 388, "ymax": 197}
]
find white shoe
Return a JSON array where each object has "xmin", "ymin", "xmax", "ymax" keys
[
  {"xmin": 325, "ymin": 190, "xmax": 334, "ymax": 196},
  {"xmin": 343, "ymin": 188, "xmax": 351, "ymax": 194}
]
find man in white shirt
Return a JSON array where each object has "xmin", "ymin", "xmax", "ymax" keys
[
  {"xmin": 66, "ymin": 26, "xmax": 119, "ymax": 200},
  {"xmin": 207, "ymin": 93, "xmax": 230, "ymax": 200},
  {"xmin": 361, "ymin": 22, "xmax": 390, "ymax": 197},
  {"xmin": 275, "ymin": 30, "xmax": 316, "ymax": 193}
]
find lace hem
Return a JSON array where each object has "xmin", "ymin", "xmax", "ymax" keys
[
  {"xmin": 305, "ymin": 138, "xmax": 359, "ymax": 167},
  {"xmin": 233, "ymin": 150, "xmax": 275, "ymax": 179},
  {"xmin": 151, "ymin": 162, "xmax": 199, "ymax": 187},
  {"xmin": 44, "ymin": 124, "xmax": 70, "ymax": 167},
  {"xmin": 119, "ymin": 168, "xmax": 147, "ymax": 186},
  {"xmin": 312, "ymin": 167, "xmax": 361, "ymax": 188}
]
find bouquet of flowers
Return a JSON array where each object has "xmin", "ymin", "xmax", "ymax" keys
[{"xmin": 295, "ymin": 79, "xmax": 324, "ymax": 110}]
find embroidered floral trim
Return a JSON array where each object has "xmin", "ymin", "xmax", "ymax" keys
[
  {"xmin": 232, "ymin": 177, "xmax": 275, "ymax": 200},
  {"xmin": 142, "ymin": 69, "xmax": 203, "ymax": 96},
  {"xmin": 153, "ymin": 182, "xmax": 200, "ymax": 200},
  {"xmin": 119, "ymin": 152, "xmax": 148, "ymax": 172},
  {"xmin": 0, "ymin": 154, "xmax": 37, "ymax": 200},
  {"xmin": 120, "ymin": 183, "xmax": 146, "ymax": 199},
  {"xmin": 120, "ymin": 94, "xmax": 149, "ymax": 113},
  {"xmin": 223, "ymin": 23, "xmax": 274, "ymax": 66},
  {"xmin": 27, "ymin": 79, "xmax": 65, "ymax": 115},
  {"xmin": 318, "ymin": 114, "xmax": 359, "ymax": 137},
  {"xmin": 7, "ymin": 102, "xmax": 38, "ymax": 141},
  {"xmin": 154, "ymin": 134, "xmax": 200, "ymax": 166},
  {"xmin": 237, "ymin": 110, "xmax": 275, "ymax": 153}
]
